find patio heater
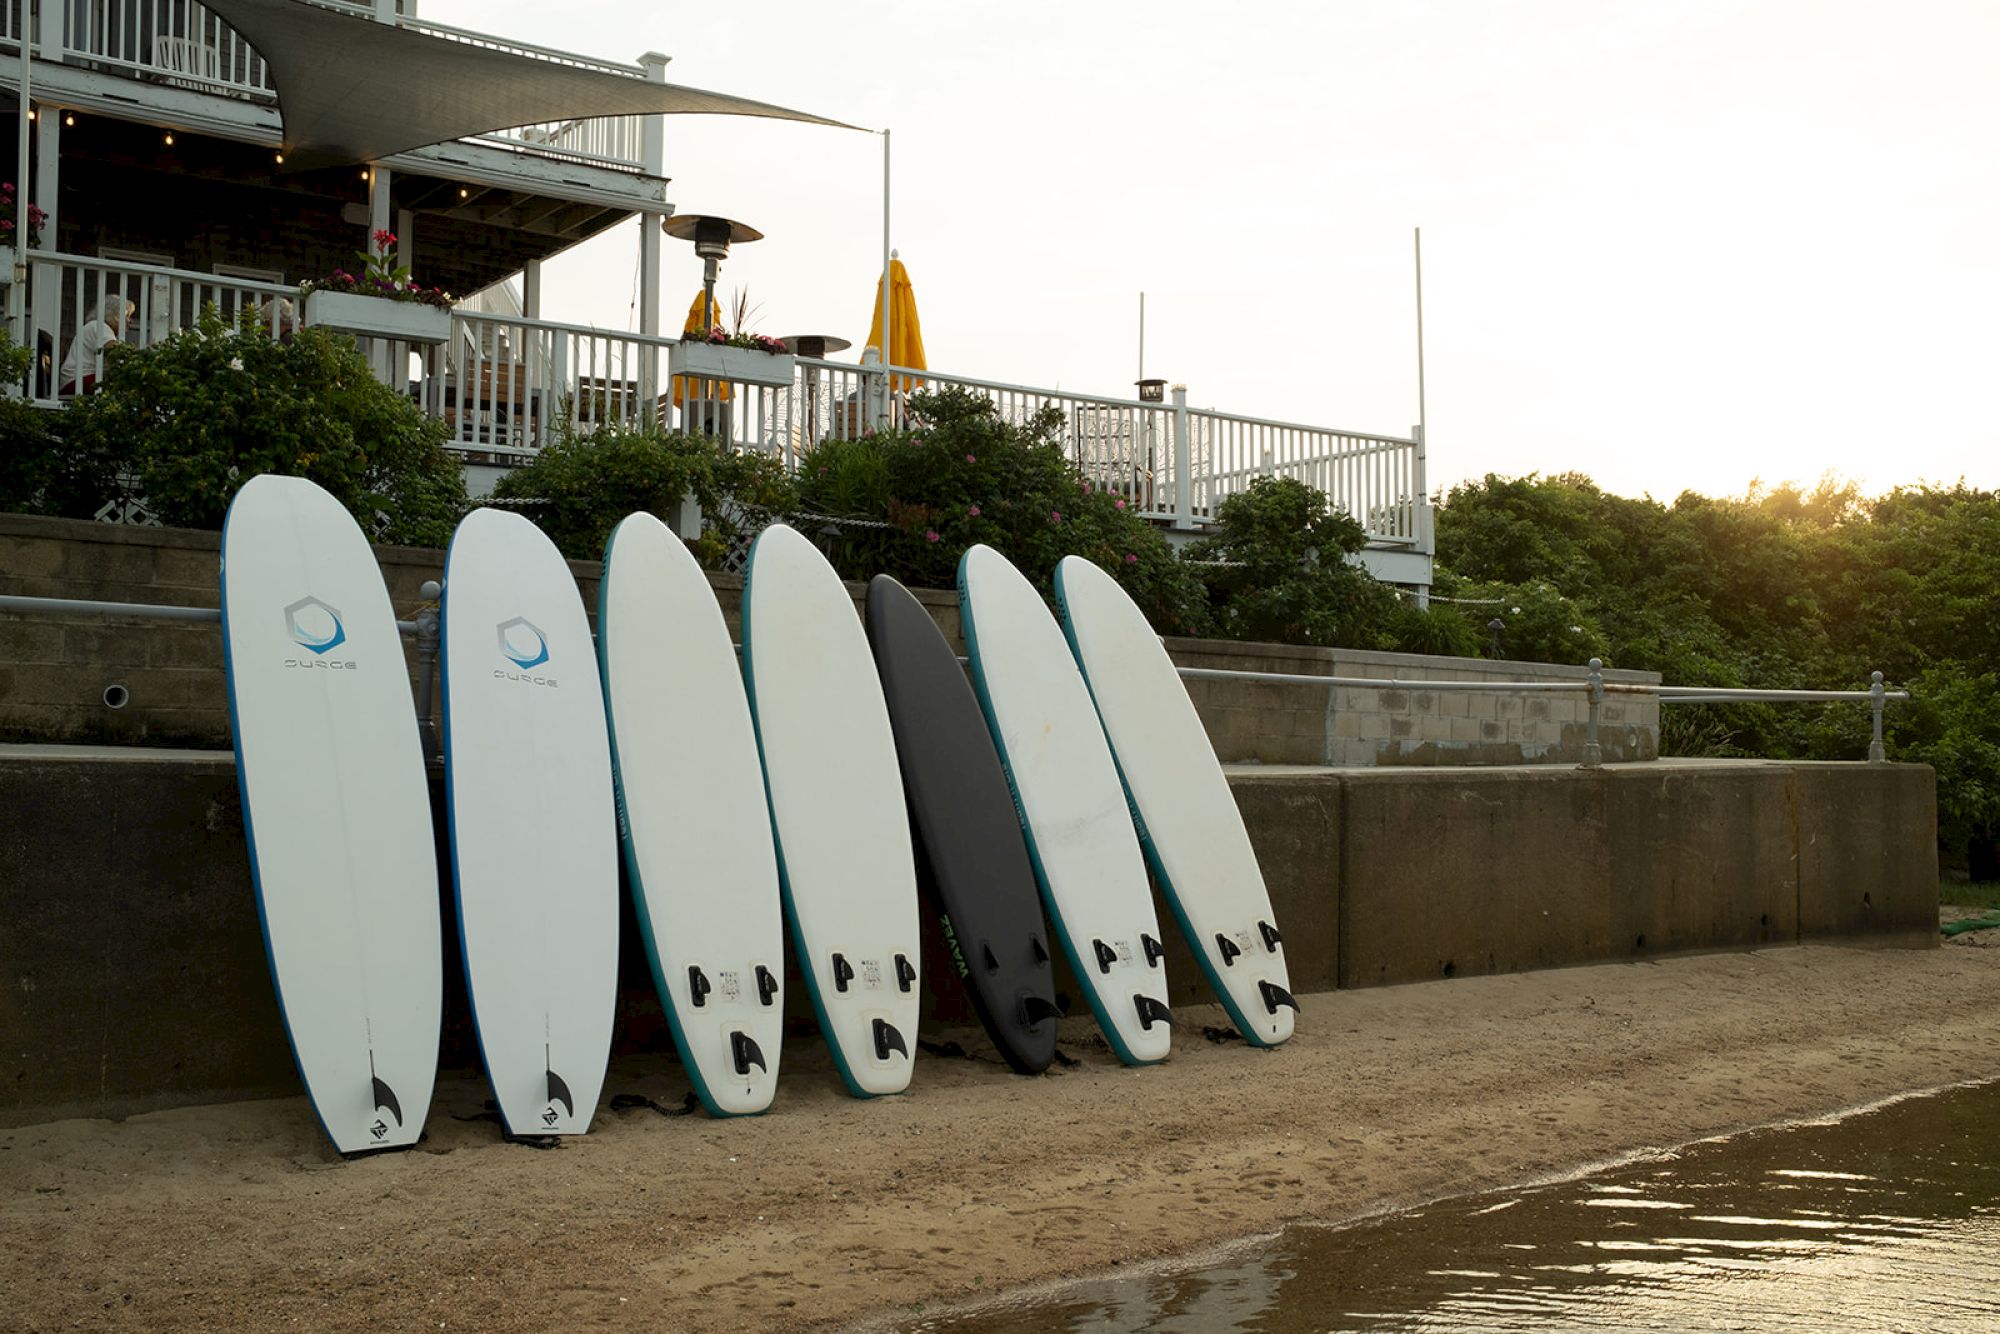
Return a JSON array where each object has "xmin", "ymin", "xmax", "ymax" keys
[
  {"xmin": 780, "ymin": 334, "xmax": 852, "ymax": 448},
  {"xmin": 663, "ymin": 214, "xmax": 763, "ymax": 334},
  {"xmin": 662, "ymin": 214, "xmax": 762, "ymax": 435}
]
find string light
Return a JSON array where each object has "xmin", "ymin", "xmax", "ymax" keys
[
  {"xmin": 64, "ymin": 113, "xmax": 75, "ymax": 127},
  {"xmin": 274, "ymin": 152, "xmax": 284, "ymax": 165},
  {"xmin": 164, "ymin": 131, "xmax": 175, "ymax": 146},
  {"xmin": 458, "ymin": 187, "xmax": 469, "ymax": 199}
]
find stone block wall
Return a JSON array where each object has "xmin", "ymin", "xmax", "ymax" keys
[{"xmin": 4, "ymin": 513, "xmax": 1650, "ymax": 766}]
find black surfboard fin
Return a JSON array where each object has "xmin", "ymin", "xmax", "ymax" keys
[
  {"xmin": 1259, "ymin": 919, "xmax": 1283, "ymax": 952},
  {"xmin": 1141, "ymin": 933, "xmax": 1165, "ymax": 968},
  {"xmin": 895, "ymin": 953, "xmax": 916, "ymax": 992},
  {"xmin": 1133, "ymin": 994, "xmax": 1173, "ymax": 1030},
  {"xmin": 371, "ymin": 1075, "xmax": 402, "ymax": 1127},
  {"xmin": 546, "ymin": 1067, "xmax": 575, "ymax": 1119},
  {"xmin": 1259, "ymin": 980, "xmax": 1301, "ymax": 1015},
  {"xmin": 832, "ymin": 953, "xmax": 854, "ymax": 993},
  {"xmin": 982, "ymin": 942, "xmax": 1001, "ymax": 973},
  {"xmin": 1019, "ymin": 994, "xmax": 1063, "ymax": 1027},
  {"xmin": 756, "ymin": 964, "xmax": 779, "ymax": 1007},
  {"xmin": 1031, "ymin": 935, "xmax": 1050, "ymax": 966},
  {"xmin": 1092, "ymin": 938, "xmax": 1118, "ymax": 974},
  {"xmin": 1215, "ymin": 933, "xmax": 1242, "ymax": 967},
  {"xmin": 688, "ymin": 965, "xmax": 711, "ymax": 1007},
  {"xmin": 730, "ymin": 1030, "xmax": 767, "ymax": 1075},
  {"xmin": 872, "ymin": 1018, "xmax": 909, "ymax": 1061}
]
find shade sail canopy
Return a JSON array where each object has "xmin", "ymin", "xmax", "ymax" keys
[{"xmin": 200, "ymin": 0, "xmax": 857, "ymax": 169}]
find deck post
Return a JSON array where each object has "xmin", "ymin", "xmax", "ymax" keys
[
  {"xmin": 638, "ymin": 52, "xmax": 670, "ymax": 427},
  {"xmin": 1171, "ymin": 383, "xmax": 1193, "ymax": 529}
]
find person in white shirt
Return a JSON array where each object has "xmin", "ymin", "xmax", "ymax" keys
[{"xmin": 59, "ymin": 296, "xmax": 135, "ymax": 395}]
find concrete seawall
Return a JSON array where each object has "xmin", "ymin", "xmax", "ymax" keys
[{"xmin": 0, "ymin": 746, "xmax": 1935, "ymax": 1128}]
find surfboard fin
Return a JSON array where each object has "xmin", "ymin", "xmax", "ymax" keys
[
  {"xmin": 730, "ymin": 1030, "xmax": 767, "ymax": 1076},
  {"xmin": 1133, "ymin": 994, "xmax": 1173, "ymax": 1030},
  {"xmin": 1259, "ymin": 980, "xmax": 1301, "ymax": 1014},
  {"xmin": 546, "ymin": 1067, "xmax": 575, "ymax": 1119},
  {"xmin": 872, "ymin": 1018, "xmax": 909, "ymax": 1061},
  {"xmin": 1031, "ymin": 935, "xmax": 1050, "ymax": 966},
  {"xmin": 982, "ymin": 943, "xmax": 1001, "ymax": 973},
  {"xmin": 1019, "ymin": 994, "xmax": 1063, "ymax": 1027},
  {"xmin": 1092, "ymin": 938, "xmax": 1118, "ymax": 974},
  {"xmin": 895, "ymin": 953, "xmax": 916, "ymax": 993},
  {"xmin": 756, "ymin": 964, "xmax": 779, "ymax": 1007},
  {"xmin": 1259, "ymin": 920, "xmax": 1283, "ymax": 952},
  {"xmin": 688, "ymin": 965, "xmax": 711, "ymax": 1008},
  {"xmin": 1216, "ymin": 933, "xmax": 1242, "ymax": 967},
  {"xmin": 1141, "ymin": 933, "xmax": 1164, "ymax": 968},
  {"xmin": 832, "ymin": 953, "xmax": 854, "ymax": 993},
  {"xmin": 371, "ymin": 1075, "xmax": 403, "ymax": 1127}
]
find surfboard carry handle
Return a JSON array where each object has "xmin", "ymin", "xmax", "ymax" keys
[
  {"xmin": 1259, "ymin": 920, "xmax": 1283, "ymax": 952},
  {"xmin": 688, "ymin": 966, "xmax": 711, "ymax": 1008},
  {"xmin": 755, "ymin": 964, "xmax": 779, "ymax": 1007},
  {"xmin": 1216, "ymin": 933, "xmax": 1242, "ymax": 967},
  {"xmin": 730, "ymin": 1030, "xmax": 767, "ymax": 1075},
  {"xmin": 895, "ymin": 953, "xmax": 916, "ymax": 992},
  {"xmin": 832, "ymin": 953, "xmax": 855, "ymax": 993},
  {"xmin": 872, "ymin": 1017, "xmax": 908, "ymax": 1061},
  {"xmin": 1133, "ymin": 994, "xmax": 1172, "ymax": 1030},
  {"xmin": 1141, "ymin": 933, "xmax": 1165, "ymax": 968},
  {"xmin": 1092, "ymin": 939, "xmax": 1118, "ymax": 974},
  {"xmin": 1259, "ymin": 980, "xmax": 1301, "ymax": 1014}
]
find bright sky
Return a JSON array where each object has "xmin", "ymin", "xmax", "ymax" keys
[{"xmin": 425, "ymin": 0, "xmax": 2000, "ymax": 502}]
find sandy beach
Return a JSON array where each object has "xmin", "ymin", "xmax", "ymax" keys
[{"xmin": 6, "ymin": 926, "xmax": 1999, "ymax": 1332}]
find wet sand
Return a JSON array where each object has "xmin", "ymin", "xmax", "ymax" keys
[{"xmin": 6, "ymin": 933, "xmax": 1999, "ymax": 1331}]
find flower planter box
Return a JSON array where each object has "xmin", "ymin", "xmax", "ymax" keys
[
  {"xmin": 303, "ymin": 290, "xmax": 451, "ymax": 345},
  {"xmin": 669, "ymin": 339, "xmax": 796, "ymax": 389}
]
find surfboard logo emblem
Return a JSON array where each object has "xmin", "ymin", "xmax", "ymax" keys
[
  {"xmin": 496, "ymin": 617, "xmax": 550, "ymax": 670},
  {"xmin": 283, "ymin": 596, "xmax": 346, "ymax": 655}
]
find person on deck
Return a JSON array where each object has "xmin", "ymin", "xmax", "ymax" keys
[{"xmin": 58, "ymin": 297, "xmax": 135, "ymax": 395}]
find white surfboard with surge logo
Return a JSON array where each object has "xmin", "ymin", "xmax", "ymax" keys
[
  {"xmin": 220, "ymin": 474, "xmax": 441, "ymax": 1154},
  {"xmin": 442, "ymin": 507, "xmax": 618, "ymax": 1136}
]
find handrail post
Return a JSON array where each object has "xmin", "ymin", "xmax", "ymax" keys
[
  {"xmin": 413, "ymin": 579, "xmax": 442, "ymax": 762},
  {"xmin": 1171, "ymin": 383, "xmax": 1193, "ymax": 530},
  {"xmin": 1582, "ymin": 657, "xmax": 1605, "ymax": 768},
  {"xmin": 1868, "ymin": 670, "xmax": 1886, "ymax": 763}
]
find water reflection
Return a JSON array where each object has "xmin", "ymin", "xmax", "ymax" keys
[{"xmin": 925, "ymin": 1079, "xmax": 2000, "ymax": 1332}]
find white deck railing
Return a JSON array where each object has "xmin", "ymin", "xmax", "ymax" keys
[
  {"xmin": 14, "ymin": 253, "xmax": 1426, "ymax": 546},
  {"xmin": 0, "ymin": 0, "xmax": 649, "ymax": 171}
]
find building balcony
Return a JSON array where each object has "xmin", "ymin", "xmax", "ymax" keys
[{"xmin": 16, "ymin": 248, "xmax": 1434, "ymax": 585}]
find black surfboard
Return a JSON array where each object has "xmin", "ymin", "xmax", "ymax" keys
[{"xmin": 866, "ymin": 575, "xmax": 1061, "ymax": 1075}]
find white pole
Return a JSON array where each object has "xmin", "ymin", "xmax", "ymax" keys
[
  {"xmin": 1414, "ymin": 226, "xmax": 1427, "ymax": 441},
  {"xmin": 1138, "ymin": 290, "xmax": 1144, "ymax": 381},
  {"xmin": 13, "ymin": 1, "xmax": 32, "ymax": 346},
  {"xmin": 879, "ymin": 128, "xmax": 891, "ymax": 370}
]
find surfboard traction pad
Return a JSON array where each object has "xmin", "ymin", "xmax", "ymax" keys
[
  {"xmin": 1051, "ymin": 558, "xmax": 1300, "ymax": 1048},
  {"xmin": 866, "ymin": 574, "xmax": 1062, "ymax": 1076},
  {"xmin": 955, "ymin": 547, "xmax": 1175, "ymax": 1067}
]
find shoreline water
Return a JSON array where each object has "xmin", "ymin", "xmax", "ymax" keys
[{"xmin": 5, "ymin": 932, "xmax": 1999, "ymax": 1331}]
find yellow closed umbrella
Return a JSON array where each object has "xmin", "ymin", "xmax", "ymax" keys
[
  {"xmin": 864, "ymin": 252, "xmax": 927, "ymax": 393},
  {"xmin": 672, "ymin": 289, "xmax": 732, "ymax": 407}
]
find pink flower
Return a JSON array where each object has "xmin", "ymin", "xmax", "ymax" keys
[
  {"xmin": 1050, "ymin": 510, "xmax": 1062, "ymax": 524},
  {"xmin": 1124, "ymin": 553, "xmax": 1139, "ymax": 564},
  {"xmin": 967, "ymin": 504, "xmax": 981, "ymax": 518},
  {"xmin": 1115, "ymin": 498, "xmax": 1126, "ymax": 510},
  {"xmin": 965, "ymin": 453, "xmax": 976, "ymax": 464},
  {"xmin": 372, "ymin": 228, "xmax": 397, "ymax": 249},
  {"xmin": 1083, "ymin": 482, "xmax": 1093, "ymax": 494},
  {"xmin": 925, "ymin": 530, "xmax": 940, "ymax": 543}
]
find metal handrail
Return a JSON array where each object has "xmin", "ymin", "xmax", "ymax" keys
[{"xmin": 0, "ymin": 595, "xmax": 1908, "ymax": 769}]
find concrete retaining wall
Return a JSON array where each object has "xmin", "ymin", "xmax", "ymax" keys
[
  {"xmin": 0, "ymin": 746, "xmax": 1934, "ymax": 1127},
  {"xmin": 1, "ymin": 513, "xmax": 1655, "ymax": 767}
]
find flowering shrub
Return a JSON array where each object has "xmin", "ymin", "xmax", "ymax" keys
[
  {"xmin": 0, "ymin": 182, "xmax": 47, "ymax": 248},
  {"xmin": 300, "ymin": 230, "xmax": 454, "ymax": 308}
]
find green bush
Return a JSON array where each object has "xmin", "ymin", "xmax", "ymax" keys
[
  {"xmin": 59, "ymin": 309, "xmax": 466, "ymax": 544},
  {"xmin": 793, "ymin": 386, "xmax": 1210, "ymax": 635},
  {"xmin": 1387, "ymin": 602, "xmax": 1482, "ymax": 658},
  {"xmin": 1182, "ymin": 475, "xmax": 1397, "ymax": 648},
  {"xmin": 491, "ymin": 420, "xmax": 795, "ymax": 565}
]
